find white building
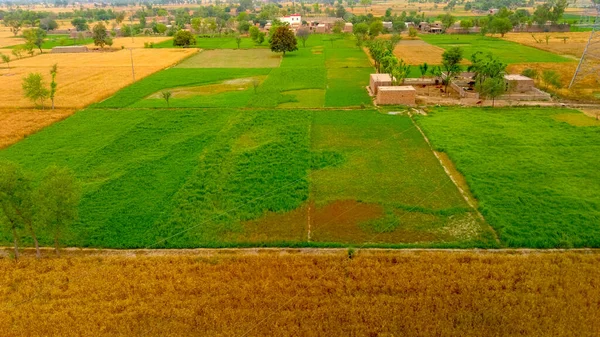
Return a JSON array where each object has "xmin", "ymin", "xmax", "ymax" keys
[{"xmin": 280, "ymin": 14, "xmax": 302, "ymax": 26}]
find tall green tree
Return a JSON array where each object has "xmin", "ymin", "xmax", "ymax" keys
[
  {"xmin": 23, "ymin": 28, "xmax": 47, "ymax": 54},
  {"xmin": 489, "ymin": 17, "xmax": 513, "ymax": 37},
  {"xmin": 49, "ymin": 64, "xmax": 58, "ymax": 110},
  {"xmin": 477, "ymin": 77, "xmax": 506, "ymax": 107},
  {"xmin": 439, "ymin": 13, "xmax": 456, "ymax": 32},
  {"xmin": 92, "ymin": 22, "xmax": 110, "ymax": 48},
  {"xmin": 71, "ymin": 17, "xmax": 89, "ymax": 31},
  {"xmin": 441, "ymin": 47, "xmax": 463, "ymax": 93},
  {"xmin": 269, "ymin": 26, "xmax": 298, "ymax": 56},
  {"xmin": 0, "ymin": 161, "xmax": 41, "ymax": 259},
  {"xmin": 37, "ymin": 166, "xmax": 81, "ymax": 257},
  {"xmin": 22, "ymin": 73, "xmax": 49, "ymax": 109}
]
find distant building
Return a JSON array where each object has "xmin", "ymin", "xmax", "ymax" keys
[
  {"xmin": 343, "ymin": 22, "xmax": 353, "ymax": 33},
  {"xmin": 280, "ymin": 14, "xmax": 302, "ymax": 26},
  {"xmin": 382, "ymin": 21, "xmax": 393, "ymax": 31}
]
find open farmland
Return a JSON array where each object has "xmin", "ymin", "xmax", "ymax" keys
[
  {"xmin": 415, "ymin": 107, "xmax": 600, "ymax": 248},
  {"xmin": 420, "ymin": 34, "xmax": 573, "ymax": 64},
  {"xmin": 154, "ymin": 36, "xmax": 269, "ymax": 49},
  {"xmin": 0, "ymin": 35, "xmax": 498, "ymax": 249},
  {"xmin": 0, "ymin": 26, "xmax": 25, "ymax": 48},
  {"xmin": 0, "ymin": 48, "xmax": 196, "ymax": 148},
  {"xmin": 501, "ymin": 32, "xmax": 593, "ymax": 59},
  {"xmin": 392, "ymin": 39, "xmax": 449, "ymax": 65},
  {"xmin": 0, "ymin": 48, "xmax": 196, "ymax": 109},
  {"xmin": 2, "ymin": 250, "xmax": 600, "ymax": 336},
  {"xmin": 0, "ymin": 108, "xmax": 495, "ymax": 248}
]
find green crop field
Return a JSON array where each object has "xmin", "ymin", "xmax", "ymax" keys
[
  {"xmin": 0, "ymin": 34, "xmax": 500, "ymax": 249},
  {"xmin": 7, "ymin": 34, "xmax": 93, "ymax": 49},
  {"xmin": 175, "ymin": 49, "xmax": 281, "ymax": 68},
  {"xmin": 0, "ymin": 107, "xmax": 496, "ymax": 248},
  {"xmin": 415, "ymin": 107, "xmax": 600, "ymax": 248},
  {"xmin": 95, "ymin": 34, "xmax": 372, "ymax": 109},
  {"xmin": 420, "ymin": 34, "xmax": 572, "ymax": 63},
  {"xmin": 3, "ymin": 33, "xmax": 596, "ymax": 250}
]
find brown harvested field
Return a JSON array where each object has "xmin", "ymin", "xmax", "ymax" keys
[
  {"xmin": 0, "ymin": 27, "xmax": 25, "ymax": 48},
  {"xmin": 0, "ymin": 108, "xmax": 74, "ymax": 149},
  {"xmin": 507, "ymin": 62, "xmax": 600, "ymax": 100},
  {"xmin": 1, "ymin": 250, "xmax": 600, "ymax": 336},
  {"xmin": 0, "ymin": 48, "xmax": 197, "ymax": 109},
  {"xmin": 502, "ymin": 32, "xmax": 593, "ymax": 58},
  {"xmin": 393, "ymin": 39, "xmax": 447, "ymax": 65},
  {"xmin": 87, "ymin": 36, "xmax": 172, "ymax": 49}
]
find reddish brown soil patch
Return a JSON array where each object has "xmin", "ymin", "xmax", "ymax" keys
[
  {"xmin": 235, "ymin": 204, "xmax": 308, "ymax": 243},
  {"xmin": 310, "ymin": 200, "xmax": 384, "ymax": 243}
]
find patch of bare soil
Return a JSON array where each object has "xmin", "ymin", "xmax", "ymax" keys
[
  {"xmin": 310, "ymin": 200, "xmax": 384, "ymax": 243},
  {"xmin": 233, "ymin": 204, "xmax": 308, "ymax": 243}
]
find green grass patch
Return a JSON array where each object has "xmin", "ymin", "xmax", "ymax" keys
[
  {"xmin": 175, "ymin": 49, "xmax": 281, "ymax": 68},
  {"xmin": 94, "ymin": 68, "xmax": 273, "ymax": 108},
  {"xmin": 7, "ymin": 34, "xmax": 93, "ymax": 49},
  {"xmin": 415, "ymin": 107, "xmax": 600, "ymax": 248},
  {"xmin": 325, "ymin": 67, "xmax": 372, "ymax": 107},
  {"xmin": 420, "ymin": 34, "xmax": 572, "ymax": 63}
]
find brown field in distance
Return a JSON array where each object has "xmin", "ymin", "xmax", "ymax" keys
[
  {"xmin": 0, "ymin": 27, "xmax": 25, "ymax": 48},
  {"xmin": 502, "ymin": 32, "xmax": 593, "ymax": 58},
  {"xmin": 0, "ymin": 48, "xmax": 196, "ymax": 148},
  {"xmin": 1, "ymin": 250, "xmax": 599, "ymax": 336},
  {"xmin": 393, "ymin": 39, "xmax": 448, "ymax": 65},
  {"xmin": 89, "ymin": 36, "xmax": 172, "ymax": 49}
]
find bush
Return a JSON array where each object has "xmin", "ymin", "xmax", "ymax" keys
[{"xmin": 173, "ymin": 30, "xmax": 196, "ymax": 48}]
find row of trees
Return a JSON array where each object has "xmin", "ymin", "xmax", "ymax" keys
[{"xmin": 0, "ymin": 162, "xmax": 81, "ymax": 260}]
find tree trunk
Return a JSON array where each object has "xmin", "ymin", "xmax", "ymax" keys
[
  {"xmin": 54, "ymin": 236, "xmax": 60, "ymax": 257},
  {"xmin": 51, "ymin": 98, "xmax": 54, "ymax": 110},
  {"xmin": 11, "ymin": 227, "xmax": 19, "ymax": 262},
  {"xmin": 29, "ymin": 226, "xmax": 41, "ymax": 259}
]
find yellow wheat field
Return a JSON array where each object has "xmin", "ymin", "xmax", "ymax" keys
[
  {"xmin": 0, "ymin": 27, "xmax": 25, "ymax": 48},
  {"xmin": 502, "ymin": 32, "xmax": 592, "ymax": 58},
  {"xmin": 87, "ymin": 36, "xmax": 173, "ymax": 49},
  {"xmin": 0, "ymin": 48, "xmax": 197, "ymax": 109},
  {"xmin": 393, "ymin": 40, "xmax": 448, "ymax": 65},
  {"xmin": 0, "ymin": 108, "xmax": 75, "ymax": 149},
  {"xmin": 1, "ymin": 250, "xmax": 600, "ymax": 336},
  {"xmin": 507, "ymin": 62, "xmax": 600, "ymax": 101}
]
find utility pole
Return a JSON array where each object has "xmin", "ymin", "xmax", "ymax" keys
[
  {"xmin": 570, "ymin": 3, "xmax": 600, "ymax": 88},
  {"xmin": 129, "ymin": 48, "xmax": 135, "ymax": 81}
]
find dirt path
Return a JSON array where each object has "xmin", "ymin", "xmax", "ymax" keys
[
  {"xmin": 2, "ymin": 246, "xmax": 600, "ymax": 258},
  {"xmin": 408, "ymin": 112, "xmax": 501, "ymax": 243}
]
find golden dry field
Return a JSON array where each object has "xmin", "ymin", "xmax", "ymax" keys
[
  {"xmin": 502, "ymin": 32, "xmax": 593, "ymax": 58},
  {"xmin": 393, "ymin": 39, "xmax": 449, "ymax": 65},
  {"xmin": 507, "ymin": 62, "xmax": 600, "ymax": 100},
  {"xmin": 0, "ymin": 108, "xmax": 74, "ymax": 149},
  {"xmin": 1, "ymin": 250, "xmax": 600, "ymax": 336},
  {"xmin": 0, "ymin": 48, "xmax": 197, "ymax": 109},
  {"xmin": 87, "ymin": 36, "xmax": 172, "ymax": 49},
  {"xmin": 0, "ymin": 48, "xmax": 195, "ymax": 148},
  {"xmin": 0, "ymin": 27, "xmax": 25, "ymax": 48}
]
